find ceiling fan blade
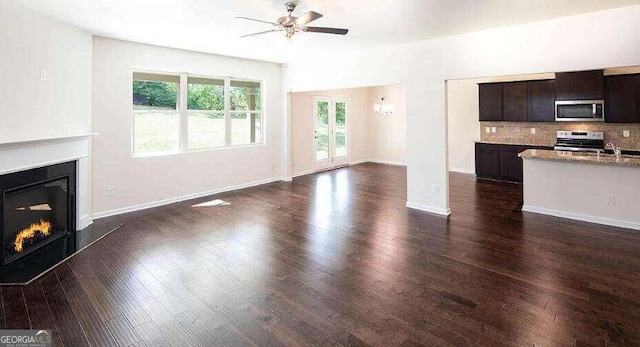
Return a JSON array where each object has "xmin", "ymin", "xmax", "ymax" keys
[
  {"xmin": 236, "ymin": 16, "xmax": 278, "ymax": 26},
  {"xmin": 295, "ymin": 11, "xmax": 323, "ymax": 26},
  {"xmin": 302, "ymin": 26, "xmax": 349, "ymax": 35},
  {"xmin": 241, "ymin": 29, "xmax": 278, "ymax": 38}
]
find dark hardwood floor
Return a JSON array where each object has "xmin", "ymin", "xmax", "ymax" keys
[{"xmin": 3, "ymin": 163, "xmax": 640, "ymax": 346}]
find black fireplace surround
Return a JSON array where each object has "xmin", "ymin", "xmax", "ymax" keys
[{"xmin": 0, "ymin": 161, "xmax": 76, "ymax": 283}]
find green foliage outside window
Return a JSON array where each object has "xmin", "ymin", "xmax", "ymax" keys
[
  {"xmin": 336, "ymin": 102, "xmax": 346, "ymax": 125},
  {"xmin": 230, "ymin": 86, "xmax": 261, "ymax": 111},
  {"xmin": 316, "ymin": 102, "xmax": 345, "ymax": 125},
  {"xmin": 318, "ymin": 102, "xmax": 328, "ymax": 124},
  {"xmin": 132, "ymin": 81, "xmax": 177, "ymax": 110},
  {"xmin": 187, "ymin": 84, "xmax": 224, "ymax": 111},
  {"xmin": 133, "ymin": 80, "xmax": 261, "ymax": 111}
]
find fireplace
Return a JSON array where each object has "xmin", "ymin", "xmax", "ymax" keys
[{"xmin": 0, "ymin": 161, "xmax": 76, "ymax": 283}]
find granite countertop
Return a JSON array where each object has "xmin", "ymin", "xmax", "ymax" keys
[
  {"xmin": 519, "ymin": 149, "xmax": 640, "ymax": 167},
  {"xmin": 474, "ymin": 140, "xmax": 553, "ymax": 147}
]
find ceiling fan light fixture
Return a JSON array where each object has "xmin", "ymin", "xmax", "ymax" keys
[{"xmin": 237, "ymin": 2, "xmax": 348, "ymax": 39}]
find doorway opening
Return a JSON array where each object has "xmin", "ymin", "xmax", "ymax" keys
[{"xmin": 290, "ymin": 84, "xmax": 407, "ymax": 178}]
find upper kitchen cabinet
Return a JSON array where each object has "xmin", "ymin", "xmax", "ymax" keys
[
  {"xmin": 527, "ymin": 80, "xmax": 555, "ymax": 122},
  {"xmin": 502, "ymin": 82, "xmax": 528, "ymax": 122},
  {"xmin": 479, "ymin": 83, "xmax": 503, "ymax": 121},
  {"xmin": 605, "ymin": 73, "xmax": 640, "ymax": 123},
  {"xmin": 555, "ymin": 70, "xmax": 604, "ymax": 100}
]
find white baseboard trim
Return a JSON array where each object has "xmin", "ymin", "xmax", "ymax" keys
[
  {"xmin": 93, "ymin": 177, "xmax": 283, "ymax": 220},
  {"xmin": 350, "ymin": 159, "xmax": 369, "ymax": 165},
  {"xmin": 79, "ymin": 215, "xmax": 93, "ymax": 230},
  {"xmin": 291, "ymin": 169, "xmax": 318, "ymax": 178},
  {"xmin": 292, "ymin": 159, "xmax": 406, "ymax": 179},
  {"xmin": 522, "ymin": 205, "xmax": 640, "ymax": 231},
  {"xmin": 292, "ymin": 159, "xmax": 405, "ymax": 178},
  {"xmin": 350, "ymin": 159, "xmax": 406, "ymax": 166},
  {"xmin": 368, "ymin": 159, "xmax": 406, "ymax": 166},
  {"xmin": 406, "ymin": 202, "xmax": 451, "ymax": 216},
  {"xmin": 449, "ymin": 167, "xmax": 475, "ymax": 174},
  {"xmin": 280, "ymin": 176, "xmax": 293, "ymax": 182}
]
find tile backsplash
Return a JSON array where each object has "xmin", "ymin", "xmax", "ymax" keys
[{"xmin": 480, "ymin": 122, "xmax": 640, "ymax": 150}]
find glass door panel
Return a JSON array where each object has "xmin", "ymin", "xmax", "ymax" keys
[
  {"xmin": 334, "ymin": 101, "xmax": 347, "ymax": 158},
  {"xmin": 315, "ymin": 100, "xmax": 330, "ymax": 161}
]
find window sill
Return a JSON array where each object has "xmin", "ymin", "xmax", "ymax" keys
[{"xmin": 131, "ymin": 143, "xmax": 266, "ymax": 159}]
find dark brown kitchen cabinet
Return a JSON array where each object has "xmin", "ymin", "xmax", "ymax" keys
[
  {"xmin": 479, "ymin": 83, "xmax": 503, "ymax": 121},
  {"xmin": 605, "ymin": 74, "xmax": 640, "ymax": 123},
  {"xmin": 475, "ymin": 143, "xmax": 500, "ymax": 179},
  {"xmin": 475, "ymin": 143, "xmax": 534, "ymax": 183},
  {"xmin": 555, "ymin": 70, "xmax": 604, "ymax": 100},
  {"xmin": 502, "ymin": 82, "xmax": 528, "ymax": 122},
  {"xmin": 480, "ymin": 80, "xmax": 555, "ymax": 122},
  {"xmin": 527, "ymin": 80, "xmax": 556, "ymax": 122},
  {"xmin": 499, "ymin": 145, "xmax": 527, "ymax": 182}
]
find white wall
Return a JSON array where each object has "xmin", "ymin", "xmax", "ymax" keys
[
  {"xmin": 287, "ymin": 5, "xmax": 640, "ymax": 215},
  {"xmin": 0, "ymin": 2, "xmax": 93, "ymax": 228},
  {"xmin": 0, "ymin": 1, "xmax": 92, "ymax": 143},
  {"xmin": 290, "ymin": 84, "xmax": 407, "ymax": 176},
  {"xmin": 368, "ymin": 84, "xmax": 407, "ymax": 165},
  {"xmin": 446, "ymin": 80, "xmax": 480, "ymax": 173},
  {"xmin": 92, "ymin": 37, "xmax": 285, "ymax": 216}
]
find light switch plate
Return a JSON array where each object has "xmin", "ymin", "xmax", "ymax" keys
[
  {"xmin": 623, "ymin": 130, "xmax": 630, "ymax": 138},
  {"xmin": 485, "ymin": 127, "xmax": 490, "ymax": 133},
  {"xmin": 491, "ymin": 127, "xmax": 496, "ymax": 133},
  {"xmin": 530, "ymin": 128, "xmax": 536, "ymax": 135}
]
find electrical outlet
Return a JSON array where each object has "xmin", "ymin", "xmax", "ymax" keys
[
  {"xmin": 623, "ymin": 130, "xmax": 630, "ymax": 138},
  {"xmin": 491, "ymin": 127, "xmax": 497, "ymax": 133},
  {"xmin": 485, "ymin": 127, "xmax": 490, "ymax": 133},
  {"xmin": 431, "ymin": 185, "xmax": 440, "ymax": 195},
  {"xmin": 39, "ymin": 69, "xmax": 47, "ymax": 81},
  {"xmin": 530, "ymin": 128, "xmax": 536, "ymax": 135},
  {"xmin": 107, "ymin": 187, "xmax": 116, "ymax": 197},
  {"xmin": 606, "ymin": 194, "xmax": 615, "ymax": 206}
]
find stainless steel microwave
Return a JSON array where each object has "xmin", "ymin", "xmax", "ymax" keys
[{"xmin": 555, "ymin": 100, "xmax": 604, "ymax": 122}]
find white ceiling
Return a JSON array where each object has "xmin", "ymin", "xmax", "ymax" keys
[{"xmin": 15, "ymin": 0, "xmax": 640, "ymax": 63}]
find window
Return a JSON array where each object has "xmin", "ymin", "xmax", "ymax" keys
[
  {"xmin": 132, "ymin": 72, "xmax": 180, "ymax": 155},
  {"xmin": 230, "ymin": 80, "xmax": 261, "ymax": 145},
  {"xmin": 187, "ymin": 77, "xmax": 225, "ymax": 150},
  {"xmin": 132, "ymin": 72, "xmax": 264, "ymax": 156}
]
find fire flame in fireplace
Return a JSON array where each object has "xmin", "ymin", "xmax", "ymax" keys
[{"xmin": 14, "ymin": 220, "xmax": 52, "ymax": 253}]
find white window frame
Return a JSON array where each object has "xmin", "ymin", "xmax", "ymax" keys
[
  {"xmin": 184, "ymin": 74, "xmax": 226, "ymax": 150},
  {"xmin": 229, "ymin": 77, "xmax": 263, "ymax": 146},
  {"xmin": 132, "ymin": 70, "xmax": 265, "ymax": 158}
]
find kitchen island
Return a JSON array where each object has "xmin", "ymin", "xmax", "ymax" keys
[{"xmin": 519, "ymin": 149, "xmax": 640, "ymax": 230}]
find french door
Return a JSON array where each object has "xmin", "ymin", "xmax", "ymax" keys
[{"xmin": 313, "ymin": 96, "xmax": 349, "ymax": 171}]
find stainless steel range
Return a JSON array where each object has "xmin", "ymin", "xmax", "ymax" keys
[{"xmin": 554, "ymin": 131, "xmax": 604, "ymax": 152}]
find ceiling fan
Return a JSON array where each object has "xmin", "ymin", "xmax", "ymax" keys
[{"xmin": 236, "ymin": 2, "xmax": 349, "ymax": 39}]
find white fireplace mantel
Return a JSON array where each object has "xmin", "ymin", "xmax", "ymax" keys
[
  {"xmin": 0, "ymin": 133, "xmax": 98, "ymax": 152},
  {"xmin": 0, "ymin": 133, "xmax": 96, "ymax": 174},
  {"xmin": 0, "ymin": 133, "xmax": 96, "ymax": 230}
]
